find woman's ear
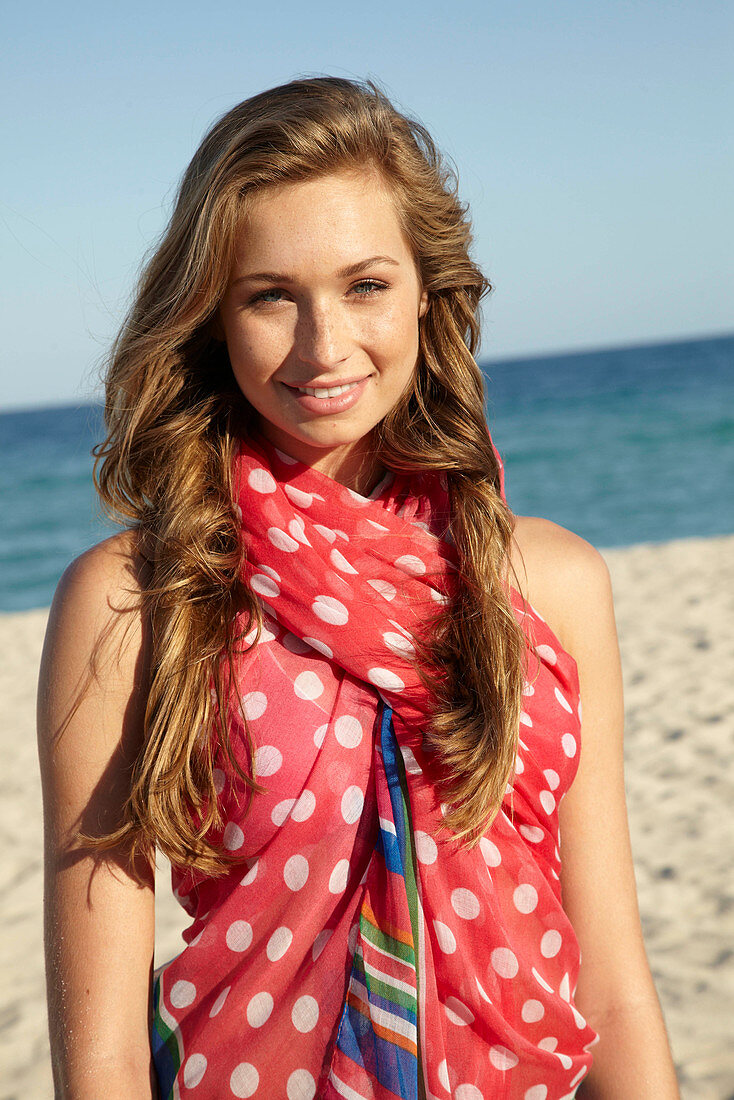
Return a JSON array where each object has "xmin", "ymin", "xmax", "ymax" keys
[{"xmin": 418, "ymin": 289, "xmax": 429, "ymax": 319}]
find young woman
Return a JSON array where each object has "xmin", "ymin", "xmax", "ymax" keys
[{"xmin": 37, "ymin": 77, "xmax": 679, "ymax": 1099}]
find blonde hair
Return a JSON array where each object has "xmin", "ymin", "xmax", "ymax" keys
[{"xmin": 88, "ymin": 76, "xmax": 526, "ymax": 876}]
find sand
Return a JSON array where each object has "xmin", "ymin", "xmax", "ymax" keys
[{"xmin": 1, "ymin": 534, "xmax": 732, "ymax": 1099}]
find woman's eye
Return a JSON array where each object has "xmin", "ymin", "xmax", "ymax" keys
[
  {"xmin": 252, "ymin": 288, "xmax": 285, "ymax": 305},
  {"xmin": 351, "ymin": 279, "xmax": 387, "ymax": 297}
]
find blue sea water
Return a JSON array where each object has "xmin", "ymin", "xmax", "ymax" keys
[{"xmin": 1, "ymin": 334, "xmax": 732, "ymax": 613}]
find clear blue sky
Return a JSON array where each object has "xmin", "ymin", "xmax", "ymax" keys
[{"xmin": 2, "ymin": 0, "xmax": 732, "ymax": 410}]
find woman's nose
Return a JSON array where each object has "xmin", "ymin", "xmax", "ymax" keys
[{"xmin": 295, "ymin": 302, "xmax": 349, "ymax": 369}]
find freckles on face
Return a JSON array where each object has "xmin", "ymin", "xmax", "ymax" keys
[{"xmin": 217, "ymin": 167, "xmax": 428, "ymax": 476}]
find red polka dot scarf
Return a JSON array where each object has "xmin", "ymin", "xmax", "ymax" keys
[{"xmin": 151, "ymin": 431, "xmax": 598, "ymax": 1099}]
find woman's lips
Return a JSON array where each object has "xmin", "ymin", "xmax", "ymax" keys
[{"xmin": 282, "ymin": 376, "xmax": 371, "ymax": 414}]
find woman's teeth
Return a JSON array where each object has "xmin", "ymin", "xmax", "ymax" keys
[{"xmin": 297, "ymin": 381, "xmax": 361, "ymax": 399}]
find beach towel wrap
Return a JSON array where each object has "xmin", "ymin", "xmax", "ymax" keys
[{"xmin": 151, "ymin": 432, "xmax": 598, "ymax": 1099}]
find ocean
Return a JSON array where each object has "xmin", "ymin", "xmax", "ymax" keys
[{"xmin": 1, "ymin": 333, "xmax": 732, "ymax": 613}]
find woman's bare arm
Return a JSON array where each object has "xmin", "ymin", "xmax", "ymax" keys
[
  {"xmin": 37, "ymin": 531, "xmax": 158, "ymax": 1098},
  {"xmin": 511, "ymin": 516, "xmax": 680, "ymax": 1099}
]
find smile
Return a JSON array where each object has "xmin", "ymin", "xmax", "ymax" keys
[{"xmin": 295, "ymin": 381, "xmax": 362, "ymax": 399}]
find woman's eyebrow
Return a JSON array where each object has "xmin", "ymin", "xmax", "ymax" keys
[{"xmin": 230, "ymin": 255, "xmax": 400, "ymax": 288}]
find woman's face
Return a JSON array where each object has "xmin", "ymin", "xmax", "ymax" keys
[{"xmin": 218, "ymin": 167, "xmax": 428, "ymax": 489}]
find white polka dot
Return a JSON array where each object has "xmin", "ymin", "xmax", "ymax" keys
[
  {"xmin": 292, "ymin": 994, "xmax": 319, "ymax": 1033},
  {"xmin": 367, "ymin": 668, "xmax": 405, "ymax": 691},
  {"xmin": 522, "ymin": 681, "xmax": 535, "ymax": 696},
  {"xmin": 303, "ymin": 636, "xmax": 333, "ymax": 658},
  {"xmin": 555, "ymin": 687, "xmax": 573, "ymax": 712},
  {"xmin": 513, "ymin": 884, "xmax": 539, "ymax": 914},
  {"xmin": 519, "ymin": 825, "xmax": 545, "ymax": 844},
  {"xmin": 248, "ymin": 468, "xmax": 276, "ymax": 493},
  {"xmin": 554, "ymin": 1051, "xmax": 573, "ymax": 1069},
  {"xmin": 226, "ymin": 920, "xmax": 253, "ymax": 952},
  {"xmin": 521, "ymin": 999, "xmax": 545, "ymax": 1023},
  {"xmin": 491, "ymin": 947, "xmax": 519, "ymax": 978},
  {"xmin": 284, "ymin": 854, "xmax": 309, "ymax": 891},
  {"xmin": 312, "ymin": 928, "xmax": 332, "ymax": 961},
  {"xmin": 223, "ymin": 822, "xmax": 244, "ymax": 850},
  {"xmin": 266, "ymin": 926, "xmax": 293, "ymax": 962},
  {"xmin": 274, "ymin": 446, "xmax": 298, "ymax": 464},
  {"xmin": 334, "ymin": 715, "xmax": 363, "ymax": 748},
  {"xmin": 538, "ymin": 1036, "xmax": 558, "ymax": 1052},
  {"xmin": 429, "ymin": 587, "xmax": 449, "ymax": 604},
  {"xmin": 272, "ymin": 798, "xmax": 296, "ymax": 826},
  {"xmin": 170, "ymin": 980, "xmax": 196, "ymax": 1008},
  {"xmin": 250, "ymin": 574, "xmax": 280, "ymax": 599},
  {"xmin": 536, "ymin": 644, "xmax": 557, "ymax": 664},
  {"xmin": 415, "ymin": 830, "xmax": 438, "ymax": 864},
  {"xmin": 480, "ymin": 836, "xmax": 502, "ymax": 866},
  {"xmin": 540, "ymin": 930, "xmax": 563, "ymax": 958},
  {"xmin": 287, "ymin": 1069, "xmax": 316, "ymax": 1100},
  {"xmin": 242, "ymin": 691, "xmax": 268, "ymax": 720},
  {"xmin": 433, "ymin": 920, "xmax": 457, "ymax": 954},
  {"xmin": 367, "ymin": 577, "xmax": 396, "ymax": 601},
  {"xmin": 230, "ymin": 1062, "xmax": 259, "ymax": 1097},
  {"xmin": 571, "ymin": 1004, "xmax": 587, "ymax": 1029},
  {"xmin": 514, "ymin": 755, "xmax": 525, "ymax": 774},
  {"xmin": 400, "ymin": 746, "xmax": 422, "ymax": 774},
  {"xmin": 268, "ymin": 526, "xmax": 299, "ymax": 552},
  {"xmin": 455, "ymin": 1087, "xmax": 482, "ymax": 1100},
  {"xmin": 255, "ymin": 744, "xmax": 282, "ymax": 776},
  {"xmin": 294, "ymin": 671, "xmax": 324, "ymax": 700},
  {"xmin": 383, "ymin": 631, "xmax": 415, "ymax": 657},
  {"xmin": 476, "ymin": 976, "xmax": 492, "ymax": 1003},
  {"xmin": 312, "ymin": 595, "xmax": 349, "ymax": 625},
  {"xmin": 558, "ymin": 972, "xmax": 571, "ymax": 1002},
  {"xmin": 539, "ymin": 790, "xmax": 556, "ymax": 814},
  {"xmin": 532, "ymin": 967, "xmax": 555, "ymax": 993},
  {"xmin": 314, "ymin": 723, "xmax": 328, "ymax": 747},
  {"xmin": 561, "ymin": 733, "xmax": 577, "ymax": 757},
  {"xmin": 395, "ymin": 554, "xmax": 426, "ymax": 575},
  {"xmin": 329, "ymin": 858, "xmax": 350, "ymax": 893},
  {"xmin": 288, "ymin": 517, "xmax": 311, "ymax": 545},
  {"xmin": 444, "ymin": 996, "xmax": 474, "ymax": 1026},
  {"xmin": 524, "ymin": 1087, "xmax": 548, "ymax": 1100},
  {"xmin": 292, "ymin": 789, "xmax": 316, "ymax": 821},
  {"xmin": 570, "ymin": 1066, "xmax": 588, "ymax": 1087},
  {"xmin": 490, "ymin": 1045, "xmax": 519, "ymax": 1070},
  {"xmin": 209, "ymin": 985, "xmax": 230, "ymax": 1017},
  {"xmin": 313, "ymin": 523, "xmax": 337, "ymax": 543},
  {"xmin": 330, "ymin": 547, "xmax": 358, "ymax": 574},
  {"xmin": 241, "ymin": 859, "xmax": 258, "ymax": 886},
  {"xmin": 183, "ymin": 1053, "xmax": 207, "ymax": 1087},
  {"xmin": 341, "ymin": 786, "xmax": 364, "ymax": 824},
  {"xmin": 543, "ymin": 769, "xmax": 560, "ymax": 790},
  {"xmin": 520, "ymin": 711, "xmax": 533, "ymax": 727},
  {"xmin": 451, "ymin": 888, "xmax": 481, "ymax": 920},
  {"xmin": 247, "ymin": 990, "xmax": 274, "ymax": 1028},
  {"xmin": 284, "ymin": 484, "xmax": 313, "ymax": 507},
  {"xmin": 438, "ymin": 1059, "xmax": 451, "ymax": 1090},
  {"xmin": 283, "ymin": 632, "xmax": 312, "ymax": 654},
  {"xmin": 213, "ymin": 768, "xmax": 225, "ymax": 794}
]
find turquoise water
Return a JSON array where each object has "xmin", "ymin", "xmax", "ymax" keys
[{"xmin": 1, "ymin": 333, "xmax": 732, "ymax": 612}]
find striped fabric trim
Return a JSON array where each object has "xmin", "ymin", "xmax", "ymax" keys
[
  {"xmin": 151, "ymin": 970, "xmax": 183, "ymax": 1099},
  {"xmin": 328, "ymin": 705, "xmax": 423, "ymax": 1099}
]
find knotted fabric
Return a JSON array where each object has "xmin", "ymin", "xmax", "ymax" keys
[{"xmin": 151, "ymin": 432, "xmax": 599, "ymax": 1100}]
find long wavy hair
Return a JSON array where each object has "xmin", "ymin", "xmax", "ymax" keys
[{"xmin": 86, "ymin": 76, "xmax": 527, "ymax": 877}]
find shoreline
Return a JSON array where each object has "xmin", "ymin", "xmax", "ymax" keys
[{"xmin": 2, "ymin": 533, "xmax": 733, "ymax": 1098}]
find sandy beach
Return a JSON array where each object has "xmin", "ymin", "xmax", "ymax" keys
[{"xmin": 2, "ymin": 534, "xmax": 732, "ymax": 1099}]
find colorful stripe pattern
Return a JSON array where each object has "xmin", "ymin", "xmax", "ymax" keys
[
  {"xmin": 151, "ymin": 970, "xmax": 183, "ymax": 1099},
  {"xmin": 327, "ymin": 705, "xmax": 423, "ymax": 1099}
]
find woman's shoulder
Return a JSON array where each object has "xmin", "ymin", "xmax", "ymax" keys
[
  {"xmin": 509, "ymin": 515, "xmax": 614, "ymax": 657},
  {"xmin": 57, "ymin": 528, "xmax": 151, "ymax": 606},
  {"xmin": 45, "ymin": 529, "xmax": 153, "ymax": 683}
]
